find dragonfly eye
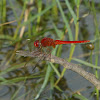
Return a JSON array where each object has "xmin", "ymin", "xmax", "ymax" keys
[{"xmin": 34, "ymin": 40, "xmax": 40, "ymax": 47}]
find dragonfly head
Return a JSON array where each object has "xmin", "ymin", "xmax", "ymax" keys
[{"xmin": 34, "ymin": 40, "xmax": 41, "ymax": 48}]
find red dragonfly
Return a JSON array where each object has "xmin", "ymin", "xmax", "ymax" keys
[
  {"xmin": 33, "ymin": 37, "xmax": 89, "ymax": 71},
  {"xmin": 34, "ymin": 37, "xmax": 90, "ymax": 48}
]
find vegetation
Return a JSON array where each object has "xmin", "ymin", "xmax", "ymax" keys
[{"xmin": 0, "ymin": 0, "xmax": 100, "ymax": 100}]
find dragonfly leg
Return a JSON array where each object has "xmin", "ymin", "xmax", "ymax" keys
[{"xmin": 32, "ymin": 52, "xmax": 46, "ymax": 71}]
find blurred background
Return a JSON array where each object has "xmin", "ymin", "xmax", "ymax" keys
[{"xmin": 0, "ymin": 0, "xmax": 100, "ymax": 100}]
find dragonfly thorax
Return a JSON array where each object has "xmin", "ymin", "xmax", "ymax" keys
[{"xmin": 34, "ymin": 40, "xmax": 41, "ymax": 48}]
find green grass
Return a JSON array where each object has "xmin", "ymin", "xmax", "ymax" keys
[{"xmin": 0, "ymin": 0, "xmax": 100, "ymax": 100}]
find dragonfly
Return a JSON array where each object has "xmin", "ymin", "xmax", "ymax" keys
[
  {"xmin": 34, "ymin": 37, "xmax": 90, "ymax": 48},
  {"xmin": 32, "ymin": 37, "xmax": 90, "ymax": 70}
]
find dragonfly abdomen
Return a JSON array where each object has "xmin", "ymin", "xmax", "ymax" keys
[{"xmin": 54, "ymin": 40, "xmax": 90, "ymax": 45}]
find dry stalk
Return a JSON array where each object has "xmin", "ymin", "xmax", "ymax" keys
[{"xmin": 16, "ymin": 50, "xmax": 100, "ymax": 90}]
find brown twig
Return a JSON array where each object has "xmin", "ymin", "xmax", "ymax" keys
[
  {"xmin": 19, "ymin": 1, "xmax": 34, "ymax": 38},
  {"xmin": 0, "ymin": 20, "xmax": 16, "ymax": 26},
  {"xmin": 16, "ymin": 50, "xmax": 100, "ymax": 90}
]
